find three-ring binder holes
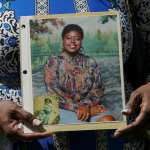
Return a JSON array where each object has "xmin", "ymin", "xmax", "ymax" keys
[
  {"xmin": 21, "ymin": 24, "xmax": 26, "ymax": 28},
  {"xmin": 21, "ymin": 24, "xmax": 27, "ymax": 75},
  {"xmin": 23, "ymin": 70, "xmax": 28, "ymax": 74}
]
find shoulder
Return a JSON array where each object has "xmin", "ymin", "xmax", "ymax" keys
[
  {"xmin": 47, "ymin": 56, "xmax": 59, "ymax": 66},
  {"xmin": 80, "ymin": 53, "xmax": 98, "ymax": 68},
  {"xmin": 84, "ymin": 54, "xmax": 97, "ymax": 66}
]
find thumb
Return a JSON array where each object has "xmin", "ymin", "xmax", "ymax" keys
[
  {"xmin": 16, "ymin": 129, "xmax": 52, "ymax": 141},
  {"xmin": 114, "ymin": 111, "xmax": 146, "ymax": 138},
  {"xmin": 123, "ymin": 91, "xmax": 141, "ymax": 116}
]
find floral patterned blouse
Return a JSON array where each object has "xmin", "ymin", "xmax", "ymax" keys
[{"xmin": 45, "ymin": 51, "xmax": 104, "ymax": 112}]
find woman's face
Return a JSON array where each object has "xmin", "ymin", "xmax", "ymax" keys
[{"xmin": 62, "ymin": 31, "xmax": 83, "ymax": 54}]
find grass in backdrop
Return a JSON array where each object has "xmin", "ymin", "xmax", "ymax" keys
[{"xmin": 30, "ymin": 15, "xmax": 119, "ymax": 73}]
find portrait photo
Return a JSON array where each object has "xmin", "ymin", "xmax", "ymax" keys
[{"xmin": 20, "ymin": 11, "xmax": 126, "ymax": 132}]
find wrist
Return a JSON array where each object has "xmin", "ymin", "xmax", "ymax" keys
[
  {"xmin": 75, "ymin": 94, "xmax": 80, "ymax": 102},
  {"xmin": 78, "ymin": 103, "xmax": 90, "ymax": 109}
]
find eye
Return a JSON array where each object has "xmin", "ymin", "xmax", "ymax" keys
[
  {"xmin": 66, "ymin": 37, "xmax": 71, "ymax": 40},
  {"xmin": 64, "ymin": 36, "xmax": 71, "ymax": 40},
  {"xmin": 75, "ymin": 37, "xmax": 81, "ymax": 41}
]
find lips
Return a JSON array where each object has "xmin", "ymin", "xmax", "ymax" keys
[{"xmin": 70, "ymin": 45, "xmax": 76, "ymax": 49}]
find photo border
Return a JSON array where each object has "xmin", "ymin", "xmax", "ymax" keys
[{"xmin": 20, "ymin": 10, "xmax": 126, "ymax": 132}]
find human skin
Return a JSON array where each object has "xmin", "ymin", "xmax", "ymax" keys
[
  {"xmin": 0, "ymin": 101, "xmax": 52, "ymax": 141},
  {"xmin": 62, "ymin": 30, "xmax": 89, "ymax": 121},
  {"xmin": 114, "ymin": 83, "xmax": 150, "ymax": 138},
  {"xmin": 45, "ymin": 29, "xmax": 116, "ymax": 122},
  {"xmin": 62, "ymin": 31, "xmax": 83, "ymax": 55}
]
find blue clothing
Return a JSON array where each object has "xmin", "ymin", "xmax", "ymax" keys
[
  {"xmin": 2, "ymin": 0, "xmax": 149, "ymax": 150},
  {"xmin": 59, "ymin": 109, "xmax": 112, "ymax": 124},
  {"xmin": 0, "ymin": 0, "xmax": 122, "ymax": 150},
  {"xmin": 49, "ymin": 0, "xmax": 112, "ymax": 14}
]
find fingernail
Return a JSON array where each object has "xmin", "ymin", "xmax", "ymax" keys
[
  {"xmin": 32, "ymin": 119, "xmax": 42, "ymax": 126},
  {"xmin": 18, "ymin": 123, "xmax": 23, "ymax": 129},
  {"xmin": 121, "ymin": 108, "xmax": 128, "ymax": 113},
  {"xmin": 113, "ymin": 131, "xmax": 119, "ymax": 138}
]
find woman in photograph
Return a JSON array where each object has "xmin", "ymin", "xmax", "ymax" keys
[{"xmin": 44, "ymin": 24, "xmax": 115, "ymax": 124}]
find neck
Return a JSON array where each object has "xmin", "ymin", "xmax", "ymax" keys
[
  {"xmin": 62, "ymin": 50, "xmax": 80, "ymax": 57},
  {"xmin": 61, "ymin": 51, "xmax": 81, "ymax": 59}
]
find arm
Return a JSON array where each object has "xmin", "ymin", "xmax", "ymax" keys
[
  {"xmin": 76, "ymin": 58, "xmax": 105, "ymax": 120},
  {"xmin": 78, "ymin": 58, "xmax": 104, "ymax": 106},
  {"xmin": 45, "ymin": 57, "xmax": 65, "ymax": 97},
  {"xmin": 45, "ymin": 57, "xmax": 74, "ymax": 110}
]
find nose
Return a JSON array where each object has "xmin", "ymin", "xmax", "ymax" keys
[{"xmin": 71, "ymin": 37, "xmax": 76, "ymax": 43}]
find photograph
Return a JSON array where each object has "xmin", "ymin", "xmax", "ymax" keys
[{"xmin": 20, "ymin": 11, "xmax": 126, "ymax": 132}]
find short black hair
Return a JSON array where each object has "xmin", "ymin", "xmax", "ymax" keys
[{"xmin": 62, "ymin": 24, "xmax": 84, "ymax": 39}]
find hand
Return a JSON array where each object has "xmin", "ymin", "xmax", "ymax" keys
[
  {"xmin": 114, "ymin": 83, "xmax": 150, "ymax": 138},
  {"xmin": 76, "ymin": 105, "xmax": 90, "ymax": 121},
  {"xmin": 90, "ymin": 104, "xmax": 107, "ymax": 116},
  {"xmin": 0, "ymin": 101, "xmax": 52, "ymax": 141}
]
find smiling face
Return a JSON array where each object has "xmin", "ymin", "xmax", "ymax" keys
[{"xmin": 62, "ymin": 30, "xmax": 83, "ymax": 55}]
